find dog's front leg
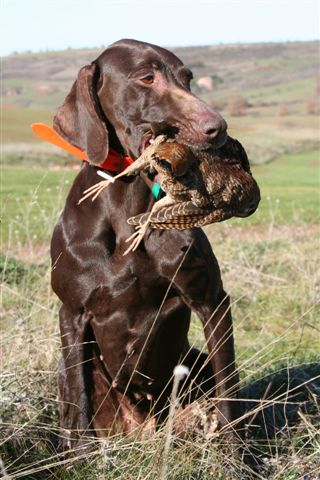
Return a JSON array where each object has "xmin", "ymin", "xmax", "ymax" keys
[
  {"xmin": 176, "ymin": 284, "xmax": 244, "ymax": 442},
  {"xmin": 192, "ymin": 290, "xmax": 243, "ymax": 436},
  {"xmin": 58, "ymin": 305, "xmax": 93, "ymax": 450},
  {"xmin": 150, "ymin": 230, "xmax": 244, "ymax": 441}
]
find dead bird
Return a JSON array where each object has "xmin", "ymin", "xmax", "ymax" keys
[
  {"xmin": 79, "ymin": 135, "xmax": 208, "ymax": 207},
  {"xmin": 150, "ymin": 141, "xmax": 210, "ymax": 207},
  {"xmin": 128, "ymin": 136, "xmax": 261, "ymax": 231},
  {"xmin": 79, "ymin": 135, "xmax": 260, "ymax": 254},
  {"xmin": 78, "ymin": 135, "xmax": 168, "ymax": 203},
  {"xmin": 78, "ymin": 135, "xmax": 211, "ymax": 254},
  {"xmin": 122, "ymin": 140, "xmax": 212, "ymax": 254}
]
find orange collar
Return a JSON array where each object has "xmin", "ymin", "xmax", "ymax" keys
[
  {"xmin": 31, "ymin": 123, "xmax": 134, "ymax": 172},
  {"xmin": 93, "ymin": 146, "xmax": 133, "ymax": 172}
]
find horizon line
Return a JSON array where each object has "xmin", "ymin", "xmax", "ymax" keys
[{"xmin": 2, "ymin": 38, "xmax": 319, "ymax": 58}]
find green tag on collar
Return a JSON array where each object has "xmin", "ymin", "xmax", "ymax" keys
[{"xmin": 151, "ymin": 182, "xmax": 162, "ymax": 200}]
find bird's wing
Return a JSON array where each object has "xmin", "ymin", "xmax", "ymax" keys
[{"xmin": 127, "ymin": 201, "xmax": 224, "ymax": 229}]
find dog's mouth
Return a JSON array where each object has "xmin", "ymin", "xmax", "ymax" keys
[
  {"xmin": 139, "ymin": 123, "xmax": 180, "ymax": 154},
  {"xmin": 139, "ymin": 132, "xmax": 154, "ymax": 154},
  {"xmin": 176, "ymin": 129, "xmax": 228, "ymax": 153},
  {"xmin": 140, "ymin": 123, "xmax": 227, "ymax": 156}
]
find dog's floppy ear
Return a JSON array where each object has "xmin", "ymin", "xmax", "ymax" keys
[{"xmin": 53, "ymin": 62, "xmax": 109, "ymax": 165}]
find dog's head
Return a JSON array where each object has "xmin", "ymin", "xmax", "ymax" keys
[{"xmin": 53, "ymin": 39, "xmax": 228, "ymax": 165}]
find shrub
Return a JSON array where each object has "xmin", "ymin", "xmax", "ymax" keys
[{"xmin": 227, "ymin": 95, "xmax": 248, "ymax": 116}]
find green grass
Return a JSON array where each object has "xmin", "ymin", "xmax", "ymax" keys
[
  {"xmin": 1, "ymin": 167, "xmax": 75, "ymax": 245},
  {"xmin": 242, "ymin": 78, "xmax": 314, "ymax": 104},
  {"xmin": 1, "ymin": 149, "xmax": 318, "ymax": 245},
  {"xmin": 2, "ymin": 105, "xmax": 55, "ymax": 143},
  {"xmin": 202, "ymin": 77, "xmax": 317, "ymax": 107},
  {"xmin": 1, "ymin": 216, "xmax": 319, "ymax": 478},
  {"xmin": 1, "ymin": 149, "xmax": 319, "ymax": 479},
  {"xmin": 205, "ymin": 223, "xmax": 320, "ymax": 369},
  {"xmin": 244, "ymin": 149, "xmax": 320, "ymax": 224}
]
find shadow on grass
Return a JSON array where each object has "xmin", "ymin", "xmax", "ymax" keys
[{"xmin": 242, "ymin": 362, "xmax": 320, "ymax": 442}]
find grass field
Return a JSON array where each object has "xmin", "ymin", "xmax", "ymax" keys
[
  {"xmin": 1, "ymin": 147, "xmax": 320, "ymax": 479},
  {"xmin": 1, "ymin": 39, "xmax": 319, "ymax": 479},
  {"xmin": 2, "ymin": 106, "xmax": 55, "ymax": 144},
  {"xmin": 2, "ymin": 149, "xmax": 319, "ymax": 246}
]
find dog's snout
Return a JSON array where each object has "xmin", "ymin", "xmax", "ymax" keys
[
  {"xmin": 199, "ymin": 116, "xmax": 228, "ymax": 141},
  {"xmin": 188, "ymin": 107, "xmax": 228, "ymax": 147}
]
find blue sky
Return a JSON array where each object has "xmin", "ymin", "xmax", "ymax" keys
[{"xmin": 1, "ymin": 1, "xmax": 319, "ymax": 56}]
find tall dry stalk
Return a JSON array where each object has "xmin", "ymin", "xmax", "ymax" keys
[{"xmin": 160, "ymin": 365, "xmax": 190, "ymax": 480}]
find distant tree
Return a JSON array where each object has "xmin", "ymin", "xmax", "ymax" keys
[
  {"xmin": 316, "ymin": 74, "xmax": 320, "ymax": 97},
  {"xmin": 277, "ymin": 104, "xmax": 289, "ymax": 117},
  {"xmin": 210, "ymin": 99, "xmax": 226, "ymax": 112},
  {"xmin": 227, "ymin": 95, "xmax": 248, "ymax": 116},
  {"xmin": 210, "ymin": 74, "xmax": 223, "ymax": 87},
  {"xmin": 187, "ymin": 61, "xmax": 205, "ymax": 69},
  {"xmin": 305, "ymin": 98, "xmax": 319, "ymax": 115}
]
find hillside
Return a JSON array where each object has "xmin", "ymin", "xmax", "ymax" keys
[{"xmin": 1, "ymin": 41, "xmax": 319, "ymax": 163}]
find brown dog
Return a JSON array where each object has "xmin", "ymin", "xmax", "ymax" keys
[{"xmin": 50, "ymin": 39, "xmax": 259, "ymax": 453}]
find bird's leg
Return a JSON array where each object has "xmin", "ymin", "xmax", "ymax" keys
[
  {"xmin": 78, "ymin": 159, "xmax": 151, "ymax": 205},
  {"xmin": 123, "ymin": 195, "xmax": 176, "ymax": 255},
  {"xmin": 115, "ymin": 134, "xmax": 167, "ymax": 179},
  {"xmin": 78, "ymin": 135, "xmax": 167, "ymax": 204},
  {"xmin": 78, "ymin": 179, "xmax": 110, "ymax": 204}
]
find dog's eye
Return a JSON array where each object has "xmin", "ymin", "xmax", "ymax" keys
[{"xmin": 141, "ymin": 75, "xmax": 154, "ymax": 85}]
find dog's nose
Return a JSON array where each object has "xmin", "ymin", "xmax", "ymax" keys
[{"xmin": 198, "ymin": 116, "xmax": 228, "ymax": 142}]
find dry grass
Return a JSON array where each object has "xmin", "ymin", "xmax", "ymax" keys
[{"xmin": 1, "ymin": 204, "xmax": 319, "ymax": 478}]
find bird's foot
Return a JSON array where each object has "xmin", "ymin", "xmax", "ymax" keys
[
  {"xmin": 123, "ymin": 222, "xmax": 150, "ymax": 255},
  {"xmin": 78, "ymin": 180, "xmax": 110, "ymax": 204}
]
